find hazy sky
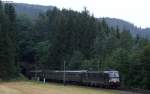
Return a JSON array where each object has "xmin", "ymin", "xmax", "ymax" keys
[{"xmin": 5, "ymin": 0, "xmax": 150, "ymax": 28}]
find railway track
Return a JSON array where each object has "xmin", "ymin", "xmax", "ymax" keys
[
  {"xmin": 117, "ymin": 88, "xmax": 150, "ymax": 94},
  {"xmin": 61, "ymin": 83, "xmax": 150, "ymax": 94}
]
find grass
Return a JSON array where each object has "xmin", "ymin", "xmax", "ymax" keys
[{"xmin": 0, "ymin": 81, "xmax": 119, "ymax": 94}]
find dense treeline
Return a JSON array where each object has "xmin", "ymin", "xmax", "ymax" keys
[
  {"xmin": 0, "ymin": 1, "xmax": 150, "ymax": 89},
  {"xmin": 0, "ymin": 1, "xmax": 19, "ymax": 80}
]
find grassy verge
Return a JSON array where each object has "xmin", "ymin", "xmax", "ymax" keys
[{"xmin": 0, "ymin": 81, "xmax": 119, "ymax": 94}]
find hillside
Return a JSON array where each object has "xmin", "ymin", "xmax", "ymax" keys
[
  {"xmin": 102, "ymin": 18, "xmax": 150, "ymax": 39},
  {"xmin": 12, "ymin": 3, "xmax": 150, "ymax": 39},
  {"xmin": 13, "ymin": 3, "xmax": 54, "ymax": 18}
]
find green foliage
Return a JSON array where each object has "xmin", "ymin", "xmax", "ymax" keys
[
  {"xmin": 0, "ymin": 1, "xmax": 18, "ymax": 80},
  {"xmin": 139, "ymin": 44, "xmax": 150, "ymax": 89},
  {"xmin": 119, "ymin": 30, "xmax": 133, "ymax": 50},
  {"xmin": 35, "ymin": 8, "xmax": 97, "ymax": 70},
  {"xmin": 68, "ymin": 51, "xmax": 84, "ymax": 70},
  {"xmin": 81, "ymin": 58, "xmax": 100, "ymax": 71},
  {"xmin": 34, "ymin": 41, "xmax": 49, "ymax": 69}
]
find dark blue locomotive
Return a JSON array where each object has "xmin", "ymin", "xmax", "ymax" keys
[{"xmin": 29, "ymin": 70, "xmax": 120, "ymax": 88}]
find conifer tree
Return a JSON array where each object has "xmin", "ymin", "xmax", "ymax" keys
[{"xmin": 0, "ymin": 2, "xmax": 18, "ymax": 80}]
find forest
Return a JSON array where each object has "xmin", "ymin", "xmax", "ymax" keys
[{"xmin": 0, "ymin": 1, "xmax": 150, "ymax": 89}]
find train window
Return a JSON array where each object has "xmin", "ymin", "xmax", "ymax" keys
[
  {"xmin": 114, "ymin": 72, "xmax": 119, "ymax": 77},
  {"xmin": 109, "ymin": 72, "xmax": 119, "ymax": 78}
]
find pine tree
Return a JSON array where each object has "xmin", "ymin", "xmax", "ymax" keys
[{"xmin": 0, "ymin": 2, "xmax": 18, "ymax": 80}]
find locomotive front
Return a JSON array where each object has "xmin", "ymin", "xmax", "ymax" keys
[{"xmin": 104, "ymin": 70, "xmax": 120, "ymax": 88}]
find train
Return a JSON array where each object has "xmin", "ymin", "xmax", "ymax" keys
[{"xmin": 28, "ymin": 70, "xmax": 120, "ymax": 88}]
